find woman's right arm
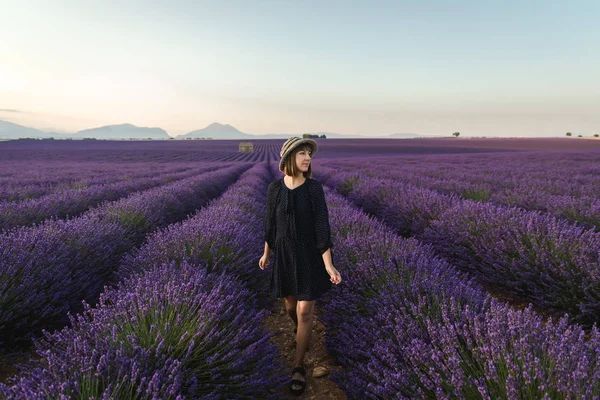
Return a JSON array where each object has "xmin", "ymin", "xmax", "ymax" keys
[
  {"xmin": 261, "ymin": 182, "xmax": 278, "ymax": 270},
  {"xmin": 263, "ymin": 182, "xmax": 277, "ymax": 255},
  {"xmin": 263, "ymin": 242, "xmax": 271, "ymax": 257}
]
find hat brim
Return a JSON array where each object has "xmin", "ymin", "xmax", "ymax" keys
[{"xmin": 279, "ymin": 138, "xmax": 318, "ymax": 172}]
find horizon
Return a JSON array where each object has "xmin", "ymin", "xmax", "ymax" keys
[{"xmin": 1, "ymin": 1, "xmax": 599, "ymax": 137}]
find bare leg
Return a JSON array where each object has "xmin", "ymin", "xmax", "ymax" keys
[
  {"xmin": 284, "ymin": 295, "xmax": 298, "ymax": 328},
  {"xmin": 292, "ymin": 300, "xmax": 314, "ymax": 390}
]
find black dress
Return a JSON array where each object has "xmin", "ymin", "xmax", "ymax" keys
[{"xmin": 264, "ymin": 177, "xmax": 333, "ymax": 301}]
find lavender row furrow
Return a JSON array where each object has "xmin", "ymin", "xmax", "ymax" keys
[
  {"xmin": 118, "ymin": 164, "xmax": 272, "ymax": 301},
  {"xmin": 323, "ymin": 152, "xmax": 600, "ymax": 230},
  {"xmin": 0, "ymin": 163, "xmax": 287, "ymax": 399},
  {"xmin": 0, "ymin": 162, "xmax": 192, "ymax": 203},
  {"xmin": 322, "ymin": 151, "xmax": 600, "ymax": 199},
  {"xmin": 0, "ymin": 164, "xmax": 248, "ymax": 348},
  {"xmin": 314, "ymin": 184, "xmax": 600, "ymax": 398},
  {"xmin": 0, "ymin": 164, "xmax": 225, "ymax": 231},
  {"xmin": 318, "ymin": 166, "xmax": 600, "ymax": 326}
]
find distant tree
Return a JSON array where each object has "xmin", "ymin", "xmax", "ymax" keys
[
  {"xmin": 578, "ymin": 135, "xmax": 583, "ymax": 137},
  {"xmin": 595, "ymin": 134, "xmax": 599, "ymax": 138},
  {"xmin": 303, "ymin": 134, "xmax": 320, "ymax": 139},
  {"xmin": 566, "ymin": 132, "xmax": 572, "ymax": 136},
  {"xmin": 320, "ymin": 134, "xmax": 326, "ymax": 138},
  {"xmin": 168, "ymin": 137, "xmax": 174, "ymax": 140},
  {"xmin": 452, "ymin": 132, "xmax": 460, "ymax": 137}
]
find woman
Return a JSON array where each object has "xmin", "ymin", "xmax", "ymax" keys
[{"xmin": 259, "ymin": 136, "xmax": 342, "ymax": 396}]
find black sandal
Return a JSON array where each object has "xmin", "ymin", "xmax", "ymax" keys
[{"xmin": 290, "ymin": 365, "xmax": 306, "ymax": 396}]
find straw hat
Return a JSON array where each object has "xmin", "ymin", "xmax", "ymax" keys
[{"xmin": 279, "ymin": 137, "xmax": 318, "ymax": 172}]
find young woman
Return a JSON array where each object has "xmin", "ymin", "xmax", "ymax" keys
[{"xmin": 259, "ymin": 137, "xmax": 342, "ymax": 396}]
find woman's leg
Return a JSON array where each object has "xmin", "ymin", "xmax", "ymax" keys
[
  {"xmin": 294, "ymin": 300, "xmax": 315, "ymax": 367},
  {"xmin": 290, "ymin": 299, "xmax": 314, "ymax": 392},
  {"xmin": 284, "ymin": 295, "xmax": 298, "ymax": 328}
]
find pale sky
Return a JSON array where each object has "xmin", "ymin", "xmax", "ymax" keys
[{"xmin": 1, "ymin": 0, "xmax": 599, "ymax": 137}]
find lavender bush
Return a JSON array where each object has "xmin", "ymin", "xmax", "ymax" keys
[
  {"xmin": 0, "ymin": 261, "xmax": 286, "ymax": 399},
  {"xmin": 310, "ymin": 180, "xmax": 600, "ymax": 398},
  {"xmin": 323, "ymin": 151, "xmax": 600, "ymax": 231},
  {"xmin": 318, "ymin": 166, "xmax": 600, "ymax": 326},
  {"xmin": 0, "ymin": 164, "xmax": 223, "ymax": 231},
  {"xmin": 422, "ymin": 200, "xmax": 600, "ymax": 326},
  {"xmin": 0, "ymin": 162, "xmax": 287, "ymax": 398},
  {"xmin": 118, "ymin": 163, "xmax": 273, "ymax": 301},
  {"xmin": 0, "ymin": 164, "xmax": 247, "ymax": 348}
]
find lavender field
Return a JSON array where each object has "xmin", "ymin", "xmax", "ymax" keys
[{"xmin": 1, "ymin": 138, "xmax": 600, "ymax": 399}]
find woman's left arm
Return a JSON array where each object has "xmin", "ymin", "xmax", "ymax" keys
[
  {"xmin": 312, "ymin": 181, "xmax": 333, "ymax": 255},
  {"xmin": 321, "ymin": 248, "xmax": 334, "ymax": 269}
]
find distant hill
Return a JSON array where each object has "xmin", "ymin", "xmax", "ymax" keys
[
  {"xmin": 75, "ymin": 123, "xmax": 170, "ymax": 139},
  {"xmin": 0, "ymin": 119, "xmax": 426, "ymax": 140},
  {"xmin": 0, "ymin": 120, "xmax": 60, "ymax": 139},
  {"xmin": 178, "ymin": 123, "xmax": 254, "ymax": 139}
]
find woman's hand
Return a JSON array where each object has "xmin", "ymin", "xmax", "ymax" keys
[
  {"xmin": 326, "ymin": 265, "xmax": 342, "ymax": 285},
  {"xmin": 259, "ymin": 254, "xmax": 270, "ymax": 270}
]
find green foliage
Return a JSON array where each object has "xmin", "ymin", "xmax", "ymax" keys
[
  {"xmin": 462, "ymin": 188, "xmax": 490, "ymax": 202},
  {"xmin": 112, "ymin": 210, "xmax": 148, "ymax": 232},
  {"xmin": 338, "ymin": 176, "xmax": 361, "ymax": 196}
]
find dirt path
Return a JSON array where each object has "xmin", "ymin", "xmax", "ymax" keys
[{"xmin": 265, "ymin": 300, "xmax": 347, "ymax": 399}]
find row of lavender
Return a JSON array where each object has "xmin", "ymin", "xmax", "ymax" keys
[
  {"xmin": 0, "ymin": 162, "xmax": 195, "ymax": 203},
  {"xmin": 0, "ymin": 164, "xmax": 228, "ymax": 231},
  {"xmin": 0, "ymin": 164, "xmax": 249, "ymax": 348},
  {"xmin": 310, "ymin": 179, "xmax": 600, "ymax": 398},
  {"xmin": 0, "ymin": 140, "xmax": 273, "ymax": 163},
  {"xmin": 322, "ymin": 151, "xmax": 600, "ymax": 199},
  {"xmin": 315, "ymin": 166, "xmax": 600, "ymax": 326},
  {"xmin": 0, "ymin": 163, "xmax": 286, "ymax": 399},
  {"xmin": 321, "ymin": 151, "xmax": 600, "ymax": 230}
]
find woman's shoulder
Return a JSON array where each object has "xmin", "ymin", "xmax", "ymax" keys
[
  {"xmin": 306, "ymin": 178, "xmax": 325, "ymax": 195},
  {"xmin": 306, "ymin": 177, "xmax": 322, "ymax": 186},
  {"xmin": 268, "ymin": 179, "xmax": 282, "ymax": 192}
]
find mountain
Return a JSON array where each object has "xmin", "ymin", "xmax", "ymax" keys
[
  {"xmin": 75, "ymin": 123, "xmax": 169, "ymax": 139},
  {"xmin": 0, "ymin": 119, "xmax": 426, "ymax": 141},
  {"xmin": 0, "ymin": 120, "xmax": 58, "ymax": 139},
  {"xmin": 179, "ymin": 123, "xmax": 254, "ymax": 139}
]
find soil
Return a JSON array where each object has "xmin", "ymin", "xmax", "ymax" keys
[
  {"xmin": 0, "ymin": 348, "xmax": 36, "ymax": 385},
  {"xmin": 265, "ymin": 300, "xmax": 347, "ymax": 399}
]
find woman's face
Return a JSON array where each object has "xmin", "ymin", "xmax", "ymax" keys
[{"xmin": 294, "ymin": 147, "xmax": 312, "ymax": 175}]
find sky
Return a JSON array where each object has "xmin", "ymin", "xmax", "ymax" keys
[{"xmin": 1, "ymin": 0, "xmax": 599, "ymax": 137}]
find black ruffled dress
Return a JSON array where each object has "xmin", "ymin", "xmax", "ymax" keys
[{"xmin": 264, "ymin": 177, "xmax": 333, "ymax": 301}]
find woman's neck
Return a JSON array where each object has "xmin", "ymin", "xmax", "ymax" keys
[{"xmin": 284, "ymin": 174, "xmax": 306, "ymax": 187}]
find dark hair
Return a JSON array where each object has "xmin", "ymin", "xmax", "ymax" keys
[{"xmin": 283, "ymin": 143, "xmax": 313, "ymax": 178}]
